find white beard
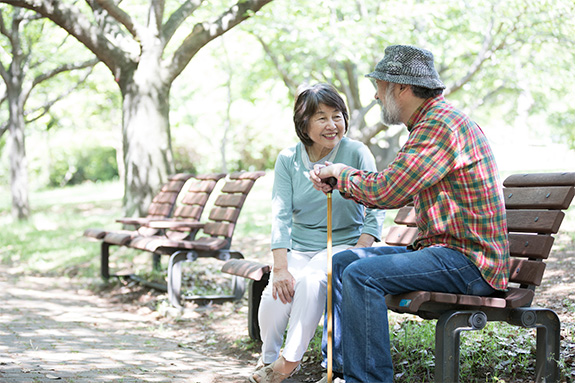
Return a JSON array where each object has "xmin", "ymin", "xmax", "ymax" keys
[{"xmin": 380, "ymin": 84, "xmax": 402, "ymax": 126}]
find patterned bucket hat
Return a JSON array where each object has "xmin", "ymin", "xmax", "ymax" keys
[{"xmin": 366, "ymin": 45, "xmax": 445, "ymax": 89}]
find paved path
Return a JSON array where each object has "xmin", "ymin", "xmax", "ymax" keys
[{"xmin": 0, "ymin": 270, "xmax": 257, "ymax": 383}]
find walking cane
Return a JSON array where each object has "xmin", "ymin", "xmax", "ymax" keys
[{"xmin": 326, "ymin": 177, "xmax": 337, "ymax": 383}]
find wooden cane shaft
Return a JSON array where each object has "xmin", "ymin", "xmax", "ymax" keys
[{"xmin": 327, "ymin": 192, "xmax": 333, "ymax": 383}]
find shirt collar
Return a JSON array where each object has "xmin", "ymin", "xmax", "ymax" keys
[{"xmin": 406, "ymin": 94, "xmax": 445, "ymax": 131}]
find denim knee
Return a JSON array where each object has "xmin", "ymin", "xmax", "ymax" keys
[{"xmin": 332, "ymin": 250, "xmax": 360, "ymax": 274}]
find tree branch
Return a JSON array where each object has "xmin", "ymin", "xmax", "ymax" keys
[
  {"xmin": 0, "ymin": 8, "xmax": 9, "ymax": 38},
  {"xmin": 0, "ymin": 0, "xmax": 131, "ymax": 75},
  {"xmin": 253, "ymin": 33, "xmax": 298, "ymax": 94},
  {"xmin": 446, "ymin": 3, "xmax": 526, "ymax": 96},
  {"xmin": 161, "ymin": 0, "xmax": 204, "ymax": 46},
  {"xmin": 32, "ymin": 57, "xmax": 99, "ymax": 87},
  {"xmin": 93, "ymin": 0, "xmax": 139, "ymax": 39},
  {"xmin": 167, "ymin": 0, "xmax": 273, "ymax": 81},
  {"xmin": 148, "ymin": 0, "xmax": 164, "ymax": 36},
  {"xmin": 25, "ymin": 66, "xmax": 95, "ymax": 124}
]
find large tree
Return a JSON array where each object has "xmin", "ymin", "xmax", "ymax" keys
[
  {"xmin": 1, "ymin": 0, "xmax": 273, "ymax": 216},
  {"xmin": 245, "ymin": 0, "xmax": 575, "ymax": 168},
  {"xmin": 0, "ymin": 6, "xmax": 97, "ymax": 220}
]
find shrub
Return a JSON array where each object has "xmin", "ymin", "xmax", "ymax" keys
[{"xmin": 48, "ymin": 146, "xmax": 118, "ymax": 187}]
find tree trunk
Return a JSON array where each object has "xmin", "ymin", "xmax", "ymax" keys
[
  {"xmin": 7, "ymin": 94, "xmax": 30, "ymax": 221},
  {"xmin": 119, "ymin": 63, "xmax": 174, "ymax": 217}
]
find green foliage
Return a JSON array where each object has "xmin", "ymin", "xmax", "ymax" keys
[
  {"xmin": 172, "ymin": 145, "xmax": 199, "ymax": 175},
  {"xmin": 47, "ymin": 146, "xmax": 118, "ymax": 187},
  {"xmin": 306, "ymin": 317, "xmax": 542, "ymax": 382},
  {"xmin": 549, "ymin": 107, "xmax": 575, "ymax": 150}
]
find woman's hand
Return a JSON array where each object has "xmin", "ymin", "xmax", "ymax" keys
[
  {"xmin": 347, "ymin": 234, "xmax": 376, "ymax": 250},
  {"xmin": 272, "ymin": 266, "xmax": 295, "ymax": 304}
]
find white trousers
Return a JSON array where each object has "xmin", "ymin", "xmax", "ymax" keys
[{"xmin": 258, "ymin": 244, "xmax": 350, "ymax": 364}]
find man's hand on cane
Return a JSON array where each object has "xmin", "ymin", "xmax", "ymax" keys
[{"xmin": 311, "ymin": 163, "xmax": 346, "ymax": 193}]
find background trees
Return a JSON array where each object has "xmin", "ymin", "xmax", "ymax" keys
[
  {"xmin": 243, "ymin": 0, "xmax": 575, "ymax": 168},
  {"xmin": 0, "ymin": 6, "xmax": 97, "ymax": 220},
  {"xmin": 1, "ymin": 0, "xmax": 574, "ymax": 222},
  {"xmin": 1, "ymin": 0, "xmax": 273, "ymax": 218}
]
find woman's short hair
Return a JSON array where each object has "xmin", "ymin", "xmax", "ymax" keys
[{"xmin": 293, "ymin": 83, "xmax": 349, "ymax": 147}]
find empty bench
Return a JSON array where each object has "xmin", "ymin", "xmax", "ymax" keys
[{"xmin": 222, "ymin": 171, "xmax": 575, "ymax": 383}]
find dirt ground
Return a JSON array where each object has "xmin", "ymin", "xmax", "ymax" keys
[{"xmin": 1, "ymin": 233, "xmax": 574, "ymax": 383}]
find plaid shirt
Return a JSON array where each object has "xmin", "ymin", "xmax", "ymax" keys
[{"xmin": 338, "ymin": 95, "xmax": 509, "ymax": 291}]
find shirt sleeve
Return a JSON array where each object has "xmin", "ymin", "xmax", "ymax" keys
[
  {"xmin": 270, "ymin": 152, "xmax": 293, "ymax": 250},
  {"xmin": 339, "ymin": 120, "xmax": 457, "ymax": 209},
  {"xmin": 354, "ymin": 143, "xmax": 386, "ymax": 241}
]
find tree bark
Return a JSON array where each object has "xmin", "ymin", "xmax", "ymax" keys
[
  {"xmin": 7, "ymin": 94, "xmax": 30, "ymax": 221},
  {"xmin": 119, "ymin": 61, "xmax": 174, "ymax": 216}
]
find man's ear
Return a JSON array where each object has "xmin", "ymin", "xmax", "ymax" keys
[{"xmin": 399, "ymin": 84, "xmax": 411, "ymax": 96}]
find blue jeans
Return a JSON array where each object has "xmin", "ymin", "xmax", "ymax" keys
[{"xmin": 322, "ymin": 245, "xmax": 495, "ymax": 383}]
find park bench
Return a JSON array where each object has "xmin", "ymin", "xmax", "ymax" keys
[
  {"xmin": 83, "ymin": 172, "xmax": 194, "ymax": 241},
  {"xmin": 84, "ymin": 173, "xmax": 225, "ymax": 280},
  {"xmin": 221, "ymin": 171, "xmax": 575, "ymax": 383},
  {"xmin": 127, "ymin": 170, "xmax": 266, "ymax": 307}
]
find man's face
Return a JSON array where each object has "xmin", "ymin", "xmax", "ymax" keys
[{"xmin": 376, "ymin": 80, "xmax": 402, "ymax": 126}]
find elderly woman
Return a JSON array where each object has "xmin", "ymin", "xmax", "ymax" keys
[{"xmin": 250, "ymin": 83, "xmax": 385, "ymax": 383}]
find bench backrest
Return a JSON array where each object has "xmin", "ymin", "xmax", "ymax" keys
[
  {"xmin": 134, "ymin": 173, "xmax": 195, "ymax": 237},
  {"xmin": 164, "ymin": 173, "xmax": 227, "ymax": 240},
  {"xmin": 146, "ymin": 173, "xmax": 195, "ymax": 220},
  {"xmin": 385, "ymin": 172, "xmax": 575, "ymax": 307},
  {"xmin": 200, "ymin": 171, "xmax": 266, "ymax": 249}
]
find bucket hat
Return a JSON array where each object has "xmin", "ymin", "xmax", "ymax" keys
[{"xmin": 366, "ymin": 45, "xmax": 445, "ymax": 89}]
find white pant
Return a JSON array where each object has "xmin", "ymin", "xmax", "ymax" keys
[{"xmin": 258, "ymin": 244, "xmax": 350, "ymax": 364}]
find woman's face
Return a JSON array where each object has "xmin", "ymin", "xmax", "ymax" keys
[{"xmin": 306, "ymin": 103, "xmax": 345, "ymax": 157}]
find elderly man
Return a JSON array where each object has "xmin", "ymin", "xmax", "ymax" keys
[{"xmin": 311, "ymin": 45, "xmax": 509, "ymax": 382}]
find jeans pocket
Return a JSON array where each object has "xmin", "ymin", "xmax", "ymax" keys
[{"xmin": 466, "ymin": 276, "xmax": 495, "ymax": 296}]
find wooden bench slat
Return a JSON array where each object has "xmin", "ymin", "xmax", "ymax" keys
[
  {"xmin": 221, "ymin": 259, "xmax": 270, "ymax": 281},
  {"xmin": 153, "ymin": 191, "xmax": 179, "ymax": 203},
  {"xmin": 172, "ymin": 205, "xmax": 203, "ymax": 220},
  {"xmin": 503, "ymin": 186, "xmax": 575, "ymax": 210},
  {"xmin": 147, "ymin": 204, "xmax": 173, "ymax": 216},
  {"xmin": 221, "ymin": 180, "xmax": 256, "ymax": 194},
  {"xmin": 384, "ymin": 226, "xmax": 418, "ymax": 246},
  {"xmin": 181, "ymin": 193, "xmax": 209, "ymax": 205},
  {"xmin": 506, "ymin": 210, "xmax": 564, "ymax": 234},
  {"xmin": 386, "ymin": 288, "xmax": 529, "ymax": 314},
  {"xmin": 394, "ymin": 206, "xmax": 416, "ymax": 226},
  {"xmin": 215, "ymin": 194, "xmax": 247, "ymax": 208},
  {"xmin": 203, "ymin": 222, "xmax": 234, "ymax": 237},
  {"xmin": 503, "ymin": 172, "xmax": 575, "ymax": 187},
  {"xmin": 208, "ymin": 207, "xmax": 240, "ymax": 222},
  {"xmin": 509, "ymin": 258, "xmax": 546, "ymax": 286},
  {"xmin": 508, "ymin": 233, "xmax": 554, "ymax": 259},
  {"xmin": 187, "ymin": 180, "xmax": 219, "ymax": 193}
]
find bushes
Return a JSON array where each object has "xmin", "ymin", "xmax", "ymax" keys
[{"xmin": 48, "ymin": 146, "xmax": 118, "ymax": 187}]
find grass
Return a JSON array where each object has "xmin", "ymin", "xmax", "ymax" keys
[{"xmin": 2, "ymin": 178, "xmax": 574, "ymax": 382}]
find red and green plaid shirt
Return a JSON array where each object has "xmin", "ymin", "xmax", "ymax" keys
[{"xmin": 338, "ymin": 95, "xmax": 509, "ymax": 291}]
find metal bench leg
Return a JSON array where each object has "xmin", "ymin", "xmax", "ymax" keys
[
  {"xmin": 152, "ymin": 253, "xmax": 162, "ymax": 272},
  {"xmin": 248, "ymin": 272, "xmax": 269, "ymax": 341},
  {"xmin": 101, "ymin": 242, "xmax": 111, "ymax": 280},
  {"xmin": 535, "ymin": 309, "xmax": 561, "ymax": 383},
  {"xmin": 435, "ymin": 310, "xmax": 488, "ymax": 383},
  {"xmin": 508, "ymin": 307, "xmax": 561, "ymax": 383},
  {"xmin": 167, "ymin": 251, "xmax": 196, "ymax": 308}
]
